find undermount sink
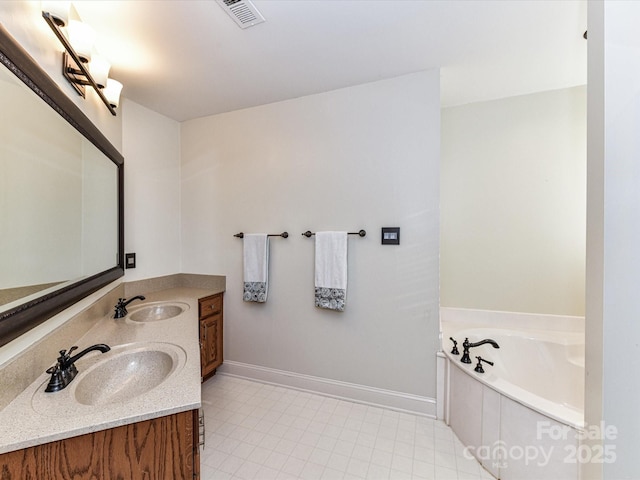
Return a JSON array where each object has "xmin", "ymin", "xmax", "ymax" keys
[
  {"xmin": 128, "ymin": 302, "xmax": 189, "ymax": 322},
  {"xmin": 32, "ymin": 342, "xmax": 186, "ymax": 415}
]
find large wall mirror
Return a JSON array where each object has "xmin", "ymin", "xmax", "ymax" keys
[{"xmin": 0, "ymin": 25, "xmax": 124, "ymax": 347}]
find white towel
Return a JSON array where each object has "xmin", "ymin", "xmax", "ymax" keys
[
  {"xmin": 243, "ymin": 234, "xmax": 269, "ymax": 303},
  {"xmin": 314, "ymin": 231, "xmax": 348, "ymax": 311}
]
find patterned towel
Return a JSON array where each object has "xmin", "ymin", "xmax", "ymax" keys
[
  {"xmin": 314, "ymin": 232, "xmax": 347, "ymax": 311},
  {"xmin": 243, "ymin": 234, "xmax": 269, "ymax": 303}
]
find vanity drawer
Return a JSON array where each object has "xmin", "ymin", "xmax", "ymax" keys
[{"xmin": 199, "ymin": 294, "xmax": 222, "ymax": 318}]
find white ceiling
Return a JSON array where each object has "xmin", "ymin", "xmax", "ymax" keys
[{"xmin": 73, "ymin": 0, "xmax": 587, "ymax": 122}]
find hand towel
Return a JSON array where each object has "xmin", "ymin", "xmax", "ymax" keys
[
  {"xmin": 243, "ymin": 234, "xmax": 269, "ymax": 303},
  {"xmin": 315, "ymin": 231, "xmax": 348, "ymax": 311}
]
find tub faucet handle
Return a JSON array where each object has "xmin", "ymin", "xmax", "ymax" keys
[
  {"xmin": 449, "ymin": 337, "xmax": 459, "ymax": 355},
  {"xmin": 474, "ymin": 356, "xmax": 494, "ymax": 374}
]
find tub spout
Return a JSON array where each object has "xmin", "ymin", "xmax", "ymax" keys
[{"xmin": 461, "ymin": 337, "xmax": 500, "ymax": 363}]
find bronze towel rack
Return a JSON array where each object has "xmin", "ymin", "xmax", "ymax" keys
[
  {"xmin": 301, "ymin": 230, "xmax": 366, "ymax": 238},
  {"xmin": 234, "ymin": 232, "xmax": 289, "ymax": 238}
]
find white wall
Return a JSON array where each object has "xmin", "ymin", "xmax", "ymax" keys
[
  {"xmin": 441, "ymin": 87, "xmax": 586, "ymax": 316},
  {"xmin": 122, "ymin": 99, "xmax": 181, "ymax": 281},
  {"xmin": 586, "ymin": 1, "xmax": 640, "ymax": 478},
  {"xmin": 181, "ymin": 71, "xmax": 441, "ymax": 402}
]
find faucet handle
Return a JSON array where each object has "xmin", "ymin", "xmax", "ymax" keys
[
  {"xmin": 57, "ymin": 346, "xmax": 78, "ymax": 367},
  {"xmin": 61, "ymin": 346, "xmax": 78, "ymax": 357},
  {"xmin": 57, "ymin": 349, "xmax": 67, "ymax": 363},
  {"xmin": 449, "ymin": 337, "xmax": 459, "ymax": 355},
  {"xmin": 474, "ymin": 356, "xmax": 494, "ymax": 374}
]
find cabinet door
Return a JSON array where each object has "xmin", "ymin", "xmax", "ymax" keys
[
  {"xmin": 193, "ymin": 409, "xmax": 202, "ymax": 480},
  {"xmin": 0, "ymin": 410, "xmax": 197, "ymax": 479},
  {"xmin": 199, "ymin": 293, "xmax": 223, "ymax": 381},
  {"xmin": 201, "ymin": 313, "xmax": 222, "ymax": 378}
]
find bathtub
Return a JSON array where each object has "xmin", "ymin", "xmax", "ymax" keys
[
  {"xmin": 449, "ymin": 327, "xmax": 584, "ymax": 428},
  {"xmin": 440, "ymin": 308, "xmax": 585, "ymax": 479}
]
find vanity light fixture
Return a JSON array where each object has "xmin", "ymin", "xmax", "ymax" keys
[{"xmin": 42, "ymin": 9, "xmax": 120, "ymax": 115}]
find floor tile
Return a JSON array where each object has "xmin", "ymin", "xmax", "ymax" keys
[{"xmin": 198, "ymin": 375, "xmax": 488, "ymax": 480}]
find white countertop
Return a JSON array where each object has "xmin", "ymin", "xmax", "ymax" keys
[{"xmin": 0, "ymin": 287, "xmax": 217, "ymax": 454}]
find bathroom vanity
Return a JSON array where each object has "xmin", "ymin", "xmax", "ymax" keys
[{"xmin": 0, "ymin": 277, "xmax": 224, "ymax": 479}]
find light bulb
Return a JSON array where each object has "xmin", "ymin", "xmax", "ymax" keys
[
  {"xmin": 103, "ymin": 79, "xmax": 123, "ymax": 108},
  {"xmin": 67, "ymin": 20, "xmax": 95, "ymax": 63},
  {"xmin": 90, "ymin": 55, "xmax": 111, "ymax": 88}
]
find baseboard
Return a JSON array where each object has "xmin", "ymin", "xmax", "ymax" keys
[{"xmin": 218, "ymin": 360, "xmax": 436, "ymax": 418}]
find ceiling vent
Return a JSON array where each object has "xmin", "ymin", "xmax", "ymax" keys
[{"xmin": 216, "ymin": 0, "xmax": 265, "ymax": 29}]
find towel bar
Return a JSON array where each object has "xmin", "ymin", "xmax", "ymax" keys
[
  {"xmin": 302, "ymin": 230, "xmax": 366, "ymax": 238},
  {"xmin": 234, "ymin": 232, "xmax": 288, "ymax": 238}
]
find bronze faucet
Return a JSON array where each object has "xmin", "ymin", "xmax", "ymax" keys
[
  {"xmin": 461, "ymin": 337, "xmax": 500, "ymax": 363},
  {"xmin": 45, "ymin": 344, "xmax": 111, "ymax": 392}
]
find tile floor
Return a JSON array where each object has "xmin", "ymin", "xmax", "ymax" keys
[{"xmin": 200, "ymin": 375, "xmax": 493, "ymax": 480}]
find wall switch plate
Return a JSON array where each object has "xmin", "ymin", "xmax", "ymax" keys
[
  {"xmin": 381, "ymin": 227, "xmax": 400, "ymax": 245},
  {"xmin": 125, "ymin": 253, "xmax": 136, "ymax": 269}
]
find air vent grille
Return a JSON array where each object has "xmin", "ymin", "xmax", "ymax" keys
[{"xmin": 216, "ymin": 0, "xmax": 265, "ymax": 29}]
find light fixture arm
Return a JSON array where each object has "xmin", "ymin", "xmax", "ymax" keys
[
  {"xmin": 63, "ymin": 54, "xmax": 92, "ymax": 86},
  {"xmin": 42, "ymin": 11, "xmax": 116, "ymax": 116}
]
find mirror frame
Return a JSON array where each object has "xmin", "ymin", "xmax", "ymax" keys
[{"xmin": 0, "ymin": 25, "xmax": 124, "ymax": 347}]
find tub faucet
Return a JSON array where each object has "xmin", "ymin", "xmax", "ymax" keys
[
  {"xmin": 461, "ymin": 337, "xmax": 500, "ymax": 363},
  {"xmin": 114, "ymin": 295, "xmax": 146, "ymax": 318},
  {"xmin": 45, "ymin": 344, "xmax": 111, "ymax": 392}
]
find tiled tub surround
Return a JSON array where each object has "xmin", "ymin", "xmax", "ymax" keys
[
  {"xmin": 440, "ymin": 308, "xmax": 585, "ymax": 479},
  {"xmin": 0, "ymin": 276, "xmax": 224, "ymax": 454}
]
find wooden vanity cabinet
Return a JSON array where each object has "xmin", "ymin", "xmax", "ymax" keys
[
  {"xmin": 0, "ymin": 409, "xmax": 201, "ymax": 479},
  {"xmin": 199, "ymin": 293, "xmax": 223, "ymax": 381}
]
